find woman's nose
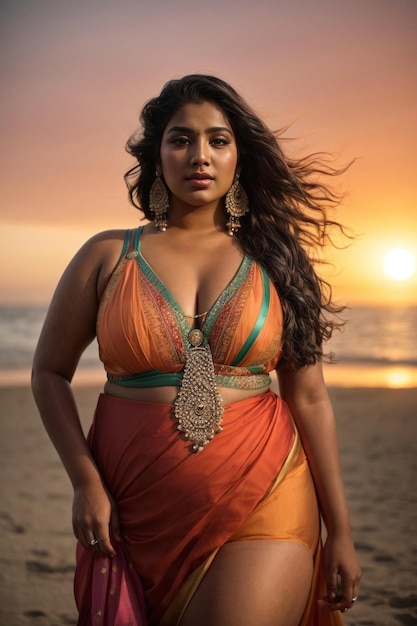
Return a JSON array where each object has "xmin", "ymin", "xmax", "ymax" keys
[{"xmin": 190, "ymin": 141, "xmax": 210, "ymax": 166}]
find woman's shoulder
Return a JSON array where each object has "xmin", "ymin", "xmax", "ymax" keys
[
  {"xmin": 75, "ymin": 227, "xmax": 139, "ymax": 261},
  {"xmin": 66, "ymin": 228, "xmax": 138, "ymax": 284},
  {"xmin": 84, "ymin": 228, "xmax": 134, "ymax": 248},
  {"xmin": 70, "ymin": 228, "xmax": 140, "ymax": 299}
]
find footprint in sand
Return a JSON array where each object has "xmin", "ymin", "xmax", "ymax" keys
[
  {"xmin": 389, "ymin": 595, "xmax": 417, "ymax": 609},
  {"xmin": 393, "ymin": 614, "xmax": 417, "ymax": 625},
  {"xmin": 26, "ymin": 560, "xmax": 74, "ymax": 574},
  {"xmin": 23, "ymin": 610, "xmax": 47, "ymax": 617},
  {"xmin": 0, "ymin": 511, "xmax": 25, "ymax": 534}
]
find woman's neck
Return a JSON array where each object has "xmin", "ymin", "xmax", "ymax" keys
[{"xmin": 165, "ymin": 201, "xmax": 226, "ymax": 234}]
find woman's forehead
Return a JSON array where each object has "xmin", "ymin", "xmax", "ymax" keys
[{"xmin": 165, "ymin": 101, "xmax": 233, "ymax": 133}]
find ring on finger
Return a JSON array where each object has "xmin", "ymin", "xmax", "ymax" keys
[
  {"xmin": 90, "ymin": 539, "xmax": 100, "ymax": 547},
  {"xmin": 351, "ymin": 596, "xmax": 358, "ymax": 603}
]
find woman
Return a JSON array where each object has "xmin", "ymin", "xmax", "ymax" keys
[{"xmin": 32, "ymin": 74, "xmax": 361, "ymax": 626}]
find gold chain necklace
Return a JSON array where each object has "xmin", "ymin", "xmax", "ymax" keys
[{"xmin": 184, "ymin": 310, "xmax": 208, "ymax": 320}]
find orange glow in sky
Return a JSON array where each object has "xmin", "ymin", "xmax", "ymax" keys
[{"xmin": 1, "ymin": 0, "xmax": 416, "ymax": 306}]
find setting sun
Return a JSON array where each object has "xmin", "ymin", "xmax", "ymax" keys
[{"xmin": 383, "ymin": 248, "xmax": 416, "ymax": 281}]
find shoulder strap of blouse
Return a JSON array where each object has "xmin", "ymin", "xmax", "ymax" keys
[
  {"xmin": 231, "ymin": 264, "xmax": 271, "ymax": 366},
  {"xmin": 117, "ymin": 229, "xmax": 132, "ymax": 262},
  {"xmin": 133, "ymin": 226, "xmax": 143, "ymax": 251}
]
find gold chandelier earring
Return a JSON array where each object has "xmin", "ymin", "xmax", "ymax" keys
[
  {"xmin": 225, "ymin": 173, "xmax": 249, "ymax": 236},
  {"xmin": 149, "ymin": 173, "xmax": 169, "ymax": 231}
]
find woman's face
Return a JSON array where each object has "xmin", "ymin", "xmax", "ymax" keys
[{"xmin": 159, "ymin": 101, "xmax": 238, "ymax": 211}]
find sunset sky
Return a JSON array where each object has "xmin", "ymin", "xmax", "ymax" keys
[{"xmin": 1, "ymin": 0, "xmax": 416, "ymax": 306}]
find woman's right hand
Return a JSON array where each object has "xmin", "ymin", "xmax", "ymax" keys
[{"xmin": 72, "ymin": 481, "xmax": 121, "ymax": 556}]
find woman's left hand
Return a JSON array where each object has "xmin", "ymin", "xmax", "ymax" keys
[{"xmin": 320, "ymin": 532, "xmax": 362, "ymax": 614}]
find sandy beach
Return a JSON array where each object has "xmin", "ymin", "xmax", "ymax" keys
[{"xmin": 0, "ymin": 384, "xmax": 416, "ymax": 626}]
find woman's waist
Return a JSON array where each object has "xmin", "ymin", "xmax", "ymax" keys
[
  {"xmin": 106, "ymin": 366, "xmax": 271, "ymax": 389},
  {"xmin": 103, "ymin": 380, "xmax": 270, "ymax": 406}
]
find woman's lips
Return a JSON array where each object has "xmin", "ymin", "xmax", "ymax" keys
[{"xmin": 187, "ymin": 175, "xmax": 214, "ymax": 188}]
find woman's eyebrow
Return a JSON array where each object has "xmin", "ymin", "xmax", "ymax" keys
[{"xmin": 166, "ymin": 125, "xmax": 233, "ymax": 135}]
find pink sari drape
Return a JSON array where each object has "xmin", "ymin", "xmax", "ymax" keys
[{"xmin": 76, "ymin": 538, "xmax": 147, "ymax": 625}]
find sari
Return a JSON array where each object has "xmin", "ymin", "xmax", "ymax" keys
[
  {"xmin": 75, "ymin": 392, "xmax": 342, "ymax": 626},
  {"xmin": 74, "ymin": 227, "xmax": 343, "ymax": 625}
]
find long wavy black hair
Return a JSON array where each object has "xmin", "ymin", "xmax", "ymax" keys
[{"xmin": 125, "ymin": 74, "xmax": 350, "ymax": 370}]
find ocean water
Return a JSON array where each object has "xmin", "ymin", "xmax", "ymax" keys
[
  {"xmin": 322, "ymin": 306, "xmax": 417, "ymax": 388},
  {"xmin": 0, "ymin": 305, "xmax": 416, "ymax": 388}
]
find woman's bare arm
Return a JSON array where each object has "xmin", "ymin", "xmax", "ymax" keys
[
  {"xmin": 32, "ymin": 231, "xmax": 125, "ymax": 554},
  {"xmin": 277, "ymin": 361, "xmax": 361, "ymax": 613}
]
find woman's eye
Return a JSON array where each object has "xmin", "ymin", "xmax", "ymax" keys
[
  {"xmin": 172, "ymin": 137, "xmax": 190, "ymax": 146},
  {"xmin": 211, "ymin": 137, "xmax": 229, "ymax": 146},
  {"xmin": 170, "ymin": 136, "xmax": 230, "ymax": 147}
]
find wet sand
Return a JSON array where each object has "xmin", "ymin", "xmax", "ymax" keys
[{"xmin": 0, "ymin": 384, "xmax": 416, "ymax": 626}]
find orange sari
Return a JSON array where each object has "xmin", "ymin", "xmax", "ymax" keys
[
  {"xmin": 74, "ymin": 228, "xmax": 343, "ymax": 625},
  {"xmin": 75, "ymin": 392, "xmax": 342, "ymax": 626}
]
